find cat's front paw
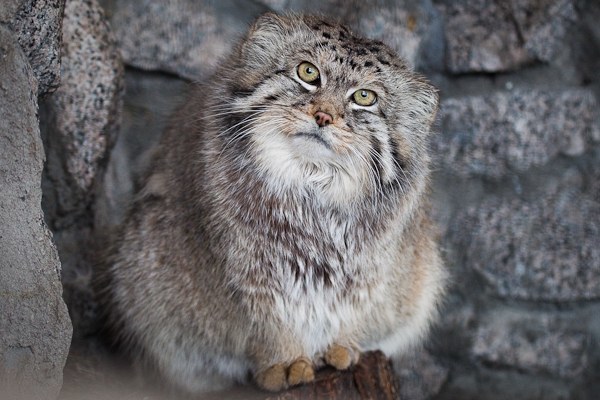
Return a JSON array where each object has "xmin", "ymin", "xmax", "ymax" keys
[
  {"xmin": 255, "ymin": 363, "xmax": 288, "ymax": 391},
  {"xmin": 255, "ymin": 357, "xmax": 315, "ymax": 391},
  {"xmin": 324, "ymin": 344, "xmax": 360, "ymax": 370},
  {"xmin": 287, "ymin": 357, "xmax": 314, "ymax": 386}
]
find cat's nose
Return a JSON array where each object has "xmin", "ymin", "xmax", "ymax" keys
[{"xmin": 314, "ymin": 111, "xmax": 333, "ymax": 127}]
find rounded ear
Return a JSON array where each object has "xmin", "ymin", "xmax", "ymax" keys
[
  {"xmin": 240, "ymin": 12, "xmax": 289, "ymax": 65},
  {"xmin": 411, "ymin": 78, "xmax": 440, "ymax": 130}
]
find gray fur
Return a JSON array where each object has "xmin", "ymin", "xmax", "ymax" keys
[{"xmin": 104, "ymin": 13, "xmax": 446, "ymax": 394}]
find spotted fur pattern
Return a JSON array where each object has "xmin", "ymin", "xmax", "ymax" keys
[{"xmin": 104, "ymin": 13, "xmax": 446, "ymax": 394}]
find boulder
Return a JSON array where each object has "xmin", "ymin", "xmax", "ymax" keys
[
  {"xmin": 0, "ymin": 25, "xmax": 72, "ymax": 400},
  {"xmin": 40, "ymin": 0, "xmax": 124, "ymax": 338},
  {"xmin": 1, "ymin": 0, "xmax": 66, "ymax": 95}
]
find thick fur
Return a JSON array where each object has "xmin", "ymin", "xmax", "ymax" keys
[{"xmin": 104, "ymin": 13, "xmax": 446, "ymax": 394}]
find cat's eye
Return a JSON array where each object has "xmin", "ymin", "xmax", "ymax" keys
[
  {"xmin": 352, "ymin": 89, "xmax": 377, "ymax": 106},
  {"xmin": 297, "ymin": 62, "xmax": 320, "ymax": 84}
]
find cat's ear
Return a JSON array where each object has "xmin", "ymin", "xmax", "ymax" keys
[
  {"xmin": 406, "ymin": 78, "xmax": 439, "ymax": 134},
  {"xmin": 248, "ymin": 12, "xmax": 287, "ymax": 37},
  {"xmin": 414, "ymin": 79, "xmax": 439, "ymax": 127},
  {"xmin": 240, "ymin": 13, "xmax": 288, "ymax": 65}
]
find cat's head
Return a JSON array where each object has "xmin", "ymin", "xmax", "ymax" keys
[{"xmin": 211, "ymin": 13, "xmax": 438, "ymax": 205}]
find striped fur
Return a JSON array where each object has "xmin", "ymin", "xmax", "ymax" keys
[{"xmin": 104, "ymin": 13, "xmax": 446, "ymax": 394}]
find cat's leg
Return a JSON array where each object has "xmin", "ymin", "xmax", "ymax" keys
[{"xmin": 250, "ymin": 331, "xmax": 315, "ymax": 391}]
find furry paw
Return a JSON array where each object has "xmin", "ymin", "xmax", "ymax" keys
[
  {"xmin": 255, "ymin": 363, "xmax": 288, "ymax": 392},
  {"xmin": 255, "ymin": 357, "xmax": 315, "ymax": 391},
  {"xmin": 324, "ymin": 344, "xmax": 360, "ymax": 370},
  {"xmin": 287, "ymin": 357, "xmax": 315, "ymax": 386}
]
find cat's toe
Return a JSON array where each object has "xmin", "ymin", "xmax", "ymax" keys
[
  {"xmin": 287, "ymin": 357, "xmax": 314, "ymax": 386},
  {"xmin": 324, "ymin": 344, "xmax": 359, "ymax": 370},
  {"xmin": 255, "ymin": 363, "xmax": 288, "ymax": 392}
]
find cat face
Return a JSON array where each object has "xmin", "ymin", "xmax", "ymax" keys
[{"xmin": 212, "ymin": 13, "xmax": 438, "ymax": 204}]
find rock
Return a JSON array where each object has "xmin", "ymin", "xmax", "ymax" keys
[
  {"xmin": 0, "ymin": 25, "xmax": 72, "ymax": 399},
  {"xmin": 40, "ymin": 0, "xmax": 124, "ymax": 338},
  {"xmin": 42, "ymin": 0, "xmax": 124, "ymax": 229},
  {"xmin": 472, "ymin": 310, "xmax": 588, "ymax": 378},
  {"xmin": 108, "ymin": 0, "xmax": 268, "ymax": 81},
  {"xmin": 437, "ymin": 0, "xmax": 577, "ymax": 73},
  {"xmin": 453, "ymin": 179, "xmax": 600, "ymax": 301},
  {"xmin": 0, "ymin": 0, "xmax": 66, "ymax": 95},
  {"xmin": 434, "ymin": 88, "xmax": 600, "ymax": 178},
  {"xmin": 393, "ymin": 349, "xmax": 449, "ymax": 400}
]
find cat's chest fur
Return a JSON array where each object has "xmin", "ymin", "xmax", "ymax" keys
[{"xmin": 224, "ymin": 190, "xmax": 395, "ymax": 352}]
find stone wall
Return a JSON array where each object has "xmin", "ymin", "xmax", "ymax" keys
[
  {"xmin": 93, "ymin": 0, "xmax": 600, "ymax": 399},
  {"xmin": 1, "ymin": 0, "xmax": 598, "ymax": 399}
]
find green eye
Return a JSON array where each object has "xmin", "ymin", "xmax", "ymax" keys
[
  {"xmin": 353, "ymin": 89, "xmax": 377, "ymax": 106},
  {"xmin": 297, "ymin": 62, "xmax": 320, "ymax": 84}
]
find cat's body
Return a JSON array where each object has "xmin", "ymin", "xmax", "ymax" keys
[{"xmin": 105, "ymin": 13, "xmax": 446, "ymax": 394}]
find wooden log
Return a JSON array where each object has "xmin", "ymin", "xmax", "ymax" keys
[{"xmin": 204, "ymin": 351, "xmax": 400, "ymax": 400}]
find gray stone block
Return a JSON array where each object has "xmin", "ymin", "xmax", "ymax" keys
[
  {"xmin": 394, "ymin": 349, "xmax": 449, "ymax": 400},
  {"xmin": 108, "ymin": 0, "xmax": 268, "ymax": 80},
  {"xmin": 434, "ymin": 88, "xmax": 600, "ymax": 178},
  {"xmin": 453, "ymin": 179, "xmax": 600, "ymax": 301},
  {"xmin": 1, "ymin": 0, "xmax": 66, "ymax": 95},
  {"xmin": 42, "ymin": 0, "xmax": 124, "ymax": 230},
  {"xmin": 0, "ymin": 25, "xmax": 72, "ymax": 399},
  {"xmin": 40, "ymin": 0, "xmax": 124, "ymax": 338},
  {"xmin": 437, "ymin": 0, "xmax": 576, "ymax": 73},
  {"xmin": 472, "ymin": 310, "xmax": 588, "ymax": 378}
]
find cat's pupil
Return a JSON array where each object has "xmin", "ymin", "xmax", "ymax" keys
[
  {"xmin": 306, "ymin": 67, "xmax": 313, "ymax": 74},
  {"xmin": 361, "ymin": 91, "xmax": 368, "ymax": 98}
]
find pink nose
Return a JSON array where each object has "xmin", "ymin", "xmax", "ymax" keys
[{"xmin": 314, "ymin": 111, "xmax": 333, "ymax": 127}]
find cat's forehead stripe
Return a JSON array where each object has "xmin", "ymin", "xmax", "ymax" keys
[{"xmin": 302, "ymin": 21, "xmax": 400, "ymax": 72}]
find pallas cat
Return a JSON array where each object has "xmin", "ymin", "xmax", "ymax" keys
[{"xmin": 104, "ymin": 12, "xmax": 446, "ymax": 394}]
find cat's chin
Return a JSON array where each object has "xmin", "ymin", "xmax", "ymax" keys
[{"xmin": 290, "ymin": 132, "xmax": 334, "ymax": 159}]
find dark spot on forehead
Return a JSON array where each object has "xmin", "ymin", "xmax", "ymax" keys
[
  {"xmin": 339, "ymin": 30, "xmax": 347, "ymax": 39},
  {"xmin": 341, "ymin": 43, "xmax": 354, "ymax": 52},
  {"xmin": 323, "ymin": 32, "xmax": 331, "ymax": 39},
  {"xmin": 329, "ymin": 44, "xmax": 337, "ymax": 51},
  {"xmin": 364, "ymin": 61, "xmax": 373, "ymax": 67},
  {"xmin": 377, "ymin": 56, "xmax": 390, "ymax": 66},
  {"xmin": 394, "ymin": 61, "xmax": 407, "ymax": 70},
  {"xmin": 355, "ymin": 48, "xmax": 368, "ymax": 56}
]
